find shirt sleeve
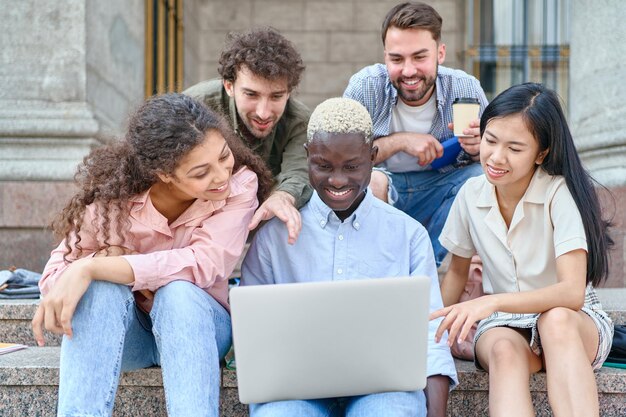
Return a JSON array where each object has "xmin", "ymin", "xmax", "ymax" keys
[
  {"xmin": 240, "ymin": 224, "xmax": 276, "ymax": 286},
  {"xmin": 550, "ymin": 181, "xmax": 588, "ymax": 257},
  {"xmin": 343, "ymin": 73, "xmax": 365, "ymax": 103},
  {"xmin": 409, "ymin": 225, "xmax": 459, "ymax": 389},
  {"xmin": 124, "ymin": 171, "xmax": 259, "ymax": 292},
  {"xmin": 343, "ymin": 70, "xmax": 380, "ymax": 123},
  {"xmin": 439, "ymin": 184, "xmax": 476, "ymax": 258},
  {"xmin": 39, "ymin": 205, "xmax": 104, "ymax": 295},
  {"xmin": 274, "ymin": 106, "xmax": 313, "ymax": 209},
  {"xmin": 343, "ymin": 71, "xmax": 381, "ymax": 129}
]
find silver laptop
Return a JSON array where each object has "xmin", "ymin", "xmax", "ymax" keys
[{"xmin": 229, "ymin": 276, "xmax": 430, "ymax": 404}]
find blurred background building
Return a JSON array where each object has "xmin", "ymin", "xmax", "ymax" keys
[{"xmin": 1, "ymin": 0, "xmax": 625, "ymax": 286}]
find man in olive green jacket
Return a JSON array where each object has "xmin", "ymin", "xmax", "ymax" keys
[{"xmin": 184, "ymin": 28, "xmax": 312, "ymax": 244}]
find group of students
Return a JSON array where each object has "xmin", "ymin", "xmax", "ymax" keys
[{"xmin": 30, "ymin": 2, "xmax": 613, "ymax": 417}]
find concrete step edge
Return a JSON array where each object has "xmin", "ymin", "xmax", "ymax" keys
[
  {"xmin": 2, "ymin": 288, "xmax": 625, "ymax": 320},
  {"xmin": 2, "ymin": 347, "xmax": 625, "ymax": 394}
]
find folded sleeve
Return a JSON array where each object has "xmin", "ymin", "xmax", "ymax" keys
[
  {"xmin": 240, "ymin": 223, "xmax": 276, "ymax": 286},
  {"xmin": 125, "ymin": 170, "xmax": 259, "ymax": 291},
  {"xmin": 439, "ymin": 184, "xmax": 476, "ymax": 259},
  {"xmin": 550, "ymin": 181, "xmax": 588, "ymax": 257}
]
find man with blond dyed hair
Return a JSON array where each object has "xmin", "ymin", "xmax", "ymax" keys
[{"xmin": 242, "ymin": 98, "xmax": 457, "ymax": 417}]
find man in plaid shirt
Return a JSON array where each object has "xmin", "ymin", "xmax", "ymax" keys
[{"xmin": 344, "ymin": 2, "xmax": 488, "ymax": 267}]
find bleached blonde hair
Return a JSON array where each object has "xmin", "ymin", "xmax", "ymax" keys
[{"xmin": 307, "ymin": 97, "xmax": 373, "ymax": 143}]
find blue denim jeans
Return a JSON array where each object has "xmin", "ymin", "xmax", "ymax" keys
[
  {"xmin": 250, "ymin": 390, "xmax": 426, "ymax": 417},
  {"xmin": 390, "ymin": 163, "xmax": 483, "ymax": 266},
  {"xmin": 57, "ymin": 280, "xmax": 232, "ymax": 417}
]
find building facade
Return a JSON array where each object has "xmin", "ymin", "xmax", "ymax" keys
[{"xmin": 1, "ymin": 0, "xmax": 625, "ymax": 286}]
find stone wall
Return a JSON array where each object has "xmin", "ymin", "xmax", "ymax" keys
[
  {"xmin": 183, "ymin": 0, "xmax": 466, "ymax": 109},
  {"xmin": 1, "ymin": 0, "xmax": 625, "ymax": 287},
  {"xmin": 0, "ymin": 0, "xmax": 144, "ymax": 271}
]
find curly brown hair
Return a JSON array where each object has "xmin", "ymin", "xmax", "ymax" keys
[
  {"xmin": 53, "ymin": 93, "xmax": 274, "ymax": 259},
  {"xmin": 218, "ymin": 27, "xmax": 304, "ymax": 91}
]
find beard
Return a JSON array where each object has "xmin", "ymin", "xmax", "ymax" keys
[
  {"xmin": 237, "ymin": 113, "xmax": 277, "ymax": 141},
  {"xmin": 392, "ymin": 63, "xmax": 438, "ymax": 105},
  {"xmin": 393, "ymin": 74, "xmax": 437, "ymax": 105}
]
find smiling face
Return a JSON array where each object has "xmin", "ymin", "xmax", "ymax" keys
[
  {"xmin": 161, "ymin": 129, "xmax": 235, "ymax": 202},
  {"xmin": 223, "ymin": 66, "xmax": 290, "ymax": 140},
  {"xmin": 306, "ymin": 133, "xmax": 377, "ymax": 220},
  {"xmin": 384, "ymin": 27, "xmax": 445, "ymax": 107},
  {"xmin": 480, "ymin": 114, "xmax": 548, "ymax": 198}
]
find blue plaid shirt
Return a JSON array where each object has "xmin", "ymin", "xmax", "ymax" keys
[{"xmin": 344, "ymin": 64, "xmax": 488, "ymax": 169}]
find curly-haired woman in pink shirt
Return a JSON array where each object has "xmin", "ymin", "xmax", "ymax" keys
[{"xmin": 32, "ymin": 93, "xmax": 273, "ymax": 417}]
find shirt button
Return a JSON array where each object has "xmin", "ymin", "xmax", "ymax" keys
[
  {"xmin": 354, "ymin": 222, "xmax": 360, "ymax": 229},
  {"xmin": 337, "ymin": 268, "xmax": 343, "ymax": 274},
  {"xmin": 338, "ymin": 235, "xmax": 344, "ymax": 241},
  {"xmin": 320, "ymin": 220, "xmax": 326, "ymax": 227}
]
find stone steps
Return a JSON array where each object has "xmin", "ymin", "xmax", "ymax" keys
[
  {"xmin": 1, "ymin": 347, "xmax": 625, "ymax": 417},
  {"xmin": 1, "ymin": 289, "xmax": 625, "ymax": 416},
  {"xmin": 3, "ymin": 289, "xmax": 624, "ymax": 347},
  {"xmin": 0, "ymin": 299, "xmax": 61, "ymax": 347}
]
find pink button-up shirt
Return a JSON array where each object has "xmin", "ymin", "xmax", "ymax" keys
[{"xmin": 40, "ymin": 167, "xmax": 259, "ymax": 311}]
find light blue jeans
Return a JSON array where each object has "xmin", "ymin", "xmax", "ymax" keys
[
  {"xmin": 250, "ymin": 390, "xmax": 426, "ymax": 417},
  {"xmin": 389, "ymin": 163, "xmax": 483, "ymax": 266},
  {"xmin": 57, "ymin": 280, "xmax": 232, "ymax": 417}
]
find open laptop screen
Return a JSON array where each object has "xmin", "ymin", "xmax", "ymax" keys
[{"xmin": 230, "ymin": 276, "xmax": 430, "ymax": 404}]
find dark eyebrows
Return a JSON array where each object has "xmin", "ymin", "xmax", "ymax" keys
[
  {"xmin": 484, "ymin": 130, "xmax": 529, "ymax": 147},
  {"xmin": 185, "ymin": 142, "xmax": 229, "ymax": 175},
  {"xmin": 484, "ymin": 130, "xmax": 497, "ymax": 140},
  {"xmin": 412, "ymin": 48, "xmax": 429, "ymax": 56},
  {"xmin": 310, "ymin": 155, "xmax": 329, "ymax": 163},
  {"xmin": 310, "ymin": 156, "xmax": 363, "ymax": 164},
  {"xmin": 242, "ymin": 87, "xmax": 288, "ymax": 96},
  {"xmin": 388, "ymin": 48, "xmax": 429, "ymax": 58}
]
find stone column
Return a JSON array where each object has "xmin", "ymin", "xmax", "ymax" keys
[
  {"xmin": 570, "ymin": 0, "xmax": 626, "ymax": 187},
  {"xmin": 0, "ymin": 2, "xmax": 99, "ymax": 181},
  {"xmin": 0, "ymin": 0, "xmax": 144, "ymax": 271},
  {"xmin": 570, "ymin": 0, "xmax": 626, "ymax": 287}
]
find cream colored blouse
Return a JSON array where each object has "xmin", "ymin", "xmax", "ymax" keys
[{"xmin": 440, "ymin": 168, "xmax": 587, "ymax": 294}]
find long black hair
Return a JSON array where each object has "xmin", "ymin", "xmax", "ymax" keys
[{"xmin": 480, "ymin": 83, "xmax": 612, "ymax": 286}]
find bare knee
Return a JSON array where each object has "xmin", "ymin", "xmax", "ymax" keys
[
  {"xmin": 537, "ymin": 307, "xmax": 581, "ymax": 344},
  {"xmin": 489, "ymin": 338, "xmax": 527, "ymax": 366},
  {"xmin": 370, "ymin": 170, "xmax": 389, "ymax": 203}
]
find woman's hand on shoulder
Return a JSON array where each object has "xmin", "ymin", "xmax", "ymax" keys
[
  {"xmin": 430, "ymin": 295, "xmax": 498, "ymax": 346},
  {"xmin": 32, "ymin": 257, "xmax": 95, "ymax": 346}
]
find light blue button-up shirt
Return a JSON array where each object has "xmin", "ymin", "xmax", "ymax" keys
[{"xmin": 242, "ymin": 190, "xmax": 458, "ymax": 387}]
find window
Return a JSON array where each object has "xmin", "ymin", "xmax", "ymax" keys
[
  {"xmin": 465, "ymin": 0, "xmax": 570, "ymax": 103},
  {"xmin": 145, "ymin": 0, "xmax": 184, "ymax": 96}
]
